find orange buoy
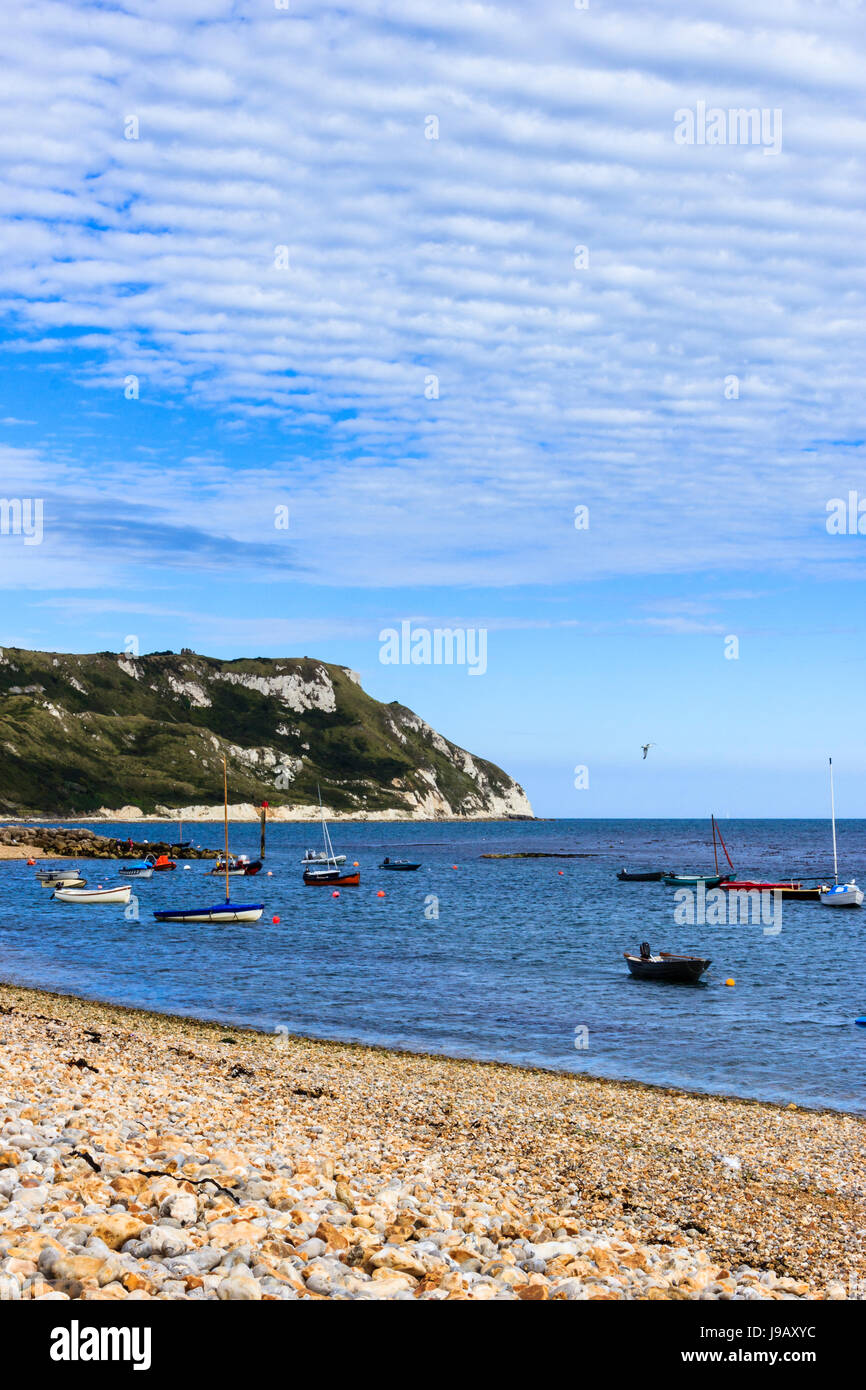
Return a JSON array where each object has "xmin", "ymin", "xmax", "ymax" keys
[
  {"xmin": 377, "ymin": 890, "xmax": 385, "ymax": 898},
  {"xmin": 452, "ymin": 864, "xmax": 458, "ymax": 870},
  {"xmin": 558, "ymin": 870, "xmax": 564, "ymax": 875},
  {"xmin": 267, "ymin": 870, "xmax": 273, "ymax": 876},
  {"xmin": 725, "ymin": 977, "xmax": 735, "ymax": 987},
  {"xmin": 353, "ymin": 861, "xmax": 359, "ymax": 867},
  {"xmin": 272, "ymin": 915, "xmax": 280, "ymax": 924},
  {"xmin": 332, "ymin": 891, "xmax": 340, "ymax": 898}
]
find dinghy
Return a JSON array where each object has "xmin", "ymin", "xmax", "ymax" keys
[
  {"xmin": 54, "ymin": 884, "xmax": 132, "ymax": 905},
  {"xmin": 153, "ymin": 757, "xmax": 263, "ymax": 925},
  {"xmin": 380, "ymin": 858, "xmax": 421, "ymax": 871},
  {"xmin": 664, "ymin": 816, "xmax": 733, "ymax": 888},
  {"xmin": 617, "ymin": 869, "xmax": 666, "ymax": 882},
  {"xmin": 124, "ymin": 857, "xmax": 155, "ymax": 879},
  {"xmin": 624, "ymin": 943, "xmax": 711, "ymax": 982},
  {"xmin": 208, "ymin": 854, "xmax": 262, "ymax": 877},
  {"xmin": 36, "ymin": 867, "xmax": 86, "ymax": 888},
  {"xmin": 819, "ymin": 759, "xmax": 863, "ymax": 908}
]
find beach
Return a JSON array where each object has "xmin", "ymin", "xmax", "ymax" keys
[{"xmin": 1, "ymin": 982, "xmax": 863, "ymax": 1301}]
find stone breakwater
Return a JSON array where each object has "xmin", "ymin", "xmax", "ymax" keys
[
  {"xmin": 0, "ymin": 983, "xmax": 863, "ymax": 1302},
  {"xmin": 0, "ymin": 825, "xmax": 216, "ymax": 861}
]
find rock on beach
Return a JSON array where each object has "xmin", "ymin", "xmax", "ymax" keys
[{"xmin": 0, "ymin": 982, "xmax": 863, "ymax": 1302}]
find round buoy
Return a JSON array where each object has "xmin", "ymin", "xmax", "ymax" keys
[
  {"xmin": 183, "ymin": 864, "xmax": 191, "ymax": 870},
  {"xmin": 377, "ymin": 890, "xmax": 385, "ymax": 898},
  {"xmin": 725, "ymin": 978, "xmax": 735, "ymax": 987},
  {"xmin": 353, "ymin": 861, "xmax": 359, "ymax": 867},
  {"xmin": 272, "ymin": 915, "xmax": 280, "ymax": 924},
  {"xmin": 558, "ymin": 870, "xmax": 564, "ymax": 875},
  {"xmin": 267, "ymin": 870, "xmax": 273, "ymax": 876},
  {"xmin": 332, "ymin": 890, "xmax": 340, "ymax": 898},
  {"xmin": 452, "ymin": 864, "xmax": 458, "ymax": 870}
]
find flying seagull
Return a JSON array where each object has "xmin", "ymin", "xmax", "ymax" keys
[{"xmin": 641, "ymin": 743, "xmax": 655, "ymax": 760}]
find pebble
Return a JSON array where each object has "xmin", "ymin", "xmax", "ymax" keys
[{"xmin": 0, "ymin": 982, "xmax": 862, "ymax": 1301}]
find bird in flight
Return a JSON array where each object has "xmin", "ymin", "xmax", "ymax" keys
[{"xmin": 641, "ymin": 743, "xmax": 655, "ymax": 760}]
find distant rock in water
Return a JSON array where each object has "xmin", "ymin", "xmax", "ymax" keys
[{"xmin": 0, "ymin": 647, "xmax": 532, "ymax": 821}]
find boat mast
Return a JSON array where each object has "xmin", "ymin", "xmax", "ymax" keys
[
  {"xmin": 223, "ymin": 756, "xmax": 230, "ymax": 903},
  {"xmin": 829, "ymin": 757, "xmax": 838, "ymax": 885},
  {"xmin": 318, "ymin": 784, "xmax": 336, "ymax": 863},
  {"xmin": 711, "ymin": 815, "xmax": 719, "ymax": 874}
]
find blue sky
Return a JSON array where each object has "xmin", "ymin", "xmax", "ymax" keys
[{"xmin": 1, "ymin": 0, "xmax": 865, "ymax": 815}]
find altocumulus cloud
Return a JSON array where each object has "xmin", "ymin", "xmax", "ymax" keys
[{"xmin": 0, "ymin": 0, "xmax": 865, "ymax": 590}]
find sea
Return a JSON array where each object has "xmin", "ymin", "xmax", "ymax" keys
[{"xmin": 1, "ymin": 818, "xmax": 863, "ymax": 1114}]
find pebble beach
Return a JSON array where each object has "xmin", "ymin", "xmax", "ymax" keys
[{"xmin": 1, "ymin": 982, "xmax": 863, "ymax": 1301}]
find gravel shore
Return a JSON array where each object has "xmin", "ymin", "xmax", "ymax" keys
[{"xmin": 1, "ymin": 982, "xmax": 863, "ymax": 1301}]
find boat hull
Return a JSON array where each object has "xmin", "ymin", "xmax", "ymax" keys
[
  {"xmin": 617, "ymin": 870, "xmax": 665, "ymax": 882},
  {"xmin": 720, "ymin": 880, "xmax": 822, "ymax": 901},
  {"xmin": 303, "ymin": 870, "xmax": 360, "ymax": 886},
  {"xmin": 624, "ymin": 952, "xmax": 711, "ymax": 982},
  {"xmin": 38, "ymin": 873, "xmax": 86, "ymax": 888},
  {"xmin": 154, "ymin": 902, "xmax": 264, "ymax": 923},
  {"xmin": 662, "ymin": 875, "xmax": 727, "ymax": 888},
  {"xmin": 819, "ymin": 885, "xmax": 864, "ymax": 907},
  {"xmin": 125, "ymin": 867, "xmax": 154, "ymax": 879},
  {"xmin": 54, "ymin": 885, "xmax": 132, "ymax": 905},
  {"xmin": 380, "ymin": 862, "xmax": 421, "ymax": 871}
]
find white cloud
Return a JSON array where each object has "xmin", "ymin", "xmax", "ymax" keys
[{"xmin": 1, "ymin": 0, "xmax": 865, "ymax": 590}]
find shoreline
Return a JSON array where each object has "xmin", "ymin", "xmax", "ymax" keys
[
  {"xmin": 1, "ymin": 981, "xmax": 863, "ymax": 1300},
  {"xmin": 1, "ymin": 976, "xmax": 860, "ymax": 1122}
]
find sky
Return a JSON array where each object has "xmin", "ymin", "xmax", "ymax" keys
[{"xmin": 1, "ymin": 0, "xmax": 865, "ymax": 816}]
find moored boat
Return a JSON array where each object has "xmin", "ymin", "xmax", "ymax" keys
[
  {"xmin": 151, "ymin": 854, "xmax": 176, "ymax": 872},
  {"xmin": 303, "ymin": 787, "xmax": 359, "ymax": 887},
  {"xmin": 208, "ymin": 855, "xmax": 263, "ymax": 877},
  {"xmin": 154, "ymin": 901, "xmax": 264, "ymax": 924},
  {"xmin": 662, "ymin": 873, "xmax": 727, "ymax": 888},
  {"xmin": 720, "ymin": 880, "xmax": 822, "ymax": 902},
  {"xmin": 54, "ymin": 884, "xmax": 132, "ymax": 905},
  {"xmin": 380, "ymin": 858, "xmax": 421, "ymax": 871},
  {"xmin": 153, "ymin": 758, "xmax": 263, "ymax": 925},
  {"xmin": 819, "ymin": 759, "xmax": 863, "ymax": 908},
  {"xmin": 36, "ymin": 867, "xmax": 86, "ymax": 888},
  {"xmin": 124, "ymin": 857, "xmax": 155, "ymax": 879},
  {"xmin": 624, "ymin": 943, "xmax": 711, "ymax": 982},
  {"xmin": 617, "ymin": 869, "xmax": 666, "ymax": 882}
]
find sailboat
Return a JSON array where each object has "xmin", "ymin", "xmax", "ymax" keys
[
  {"xmin": 154, "ymin": 758, "xmax": 264, "ymax": 924},
  {"xmin": 662, "ymin": 815, "xmax": 733, "ymax": 887},
  {"xmin": 302, "ymin": 789, "xmax": 360, "ymax": 886},
  {"xmin": 819, "ymin": 758, "xmax": 864, "ymax": 908}
]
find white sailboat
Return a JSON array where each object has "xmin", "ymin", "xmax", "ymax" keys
[{"xmin": 819, "ymin": 758, "xmax": 864, "ymax": 908}]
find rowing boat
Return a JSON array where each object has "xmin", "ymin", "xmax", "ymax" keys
[
  {"xmin": 624, "ymin": 947, "xmax": 711, "ymax": 982},
  {"xmin": 617, "ymin": 869, "xmax": 666, "ymax": 882},
  {"xmin": 153, "ymin": 901, "xmax": 264, "ymax": 924},
  {"xmin": 53, "ymin": 884, "xmax": 132, "ymax": 905}
]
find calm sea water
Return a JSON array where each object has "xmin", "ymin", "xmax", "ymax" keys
[{"xmin": 1, "ymin": 818, "xmax": 864, "ymax": 1113}]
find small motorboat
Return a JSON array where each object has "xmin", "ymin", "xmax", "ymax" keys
[
  {"xmin": 820, "ymin": 882, "xmax": 864, "ymax": 908},
  {"xmin": 154, "ymin": 901, "xmax": 263, "ymax": 924},
  {"xmin": 617, "ymin": 869, "xmax": 666, "ymax": 882},
  {"xmin": 662, "ymin": 874, "xmax": 728, "ymax": 888},
  {"xmin": 36, "ymin": 867, "xmax": 86, "ymax": 888},
  {"xmin": 208, "ymin": 855, "xmax": 262, "ymax": 877},
  {"xmin": 53, "ymin": 884, "xmax": 132, "ymax": 905},
  {"xmin": 124, "ymin": 857, "xmax": 155, "ymax": 880},
  {"xmin": 151, "ymin": 854, "xmax": 177, "ymax": 872},
  {"xmin": 301, "ymin": 849, "xmax": 346, "ymax": 866},
  {"xmin": 380, "ymin": 857, "xmax": 421, "ymax": 871},
  {"xmin": 624, "ymin": 943, "xmax": 711, "ymax": 982}
]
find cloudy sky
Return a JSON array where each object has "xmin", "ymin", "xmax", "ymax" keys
[{"xmin": 2, "ymin": 0, "xmax": 865, "ymax": 815}]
